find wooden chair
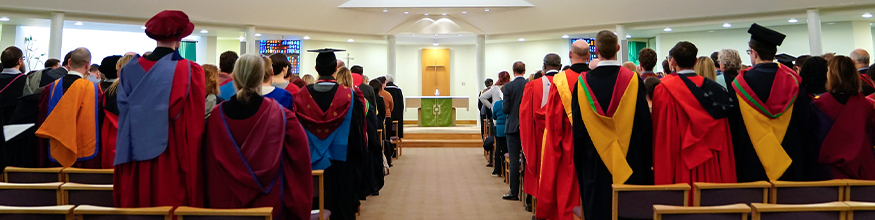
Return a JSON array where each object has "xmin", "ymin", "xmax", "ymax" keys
[
  {"xmin": 504, "ymin": 153, "xmax": 510, "ymax": 185},
  {"xmin": 770, "ymin": 180, "xmax": 847, "ymax": 204},
  {"xmin": 0, "ymin": 182, "xmax": 63, "ymax": 206},
  {"xmin": 174, "ymin": 207, "xmax": 272, "ymax": 220},
  {"xmin": 612, "ymin": 183, "xmax": 691, "ymax": 220},
  {"xmin": 654, "ymin": 203, "xmax": 751, "ymax": 220},
  {"xmin": 845, "ymin": 179, "xmax": 875, "ymax": 202},
  {"xmin": 312, "ymin": 170, "xmax": 330, "ymax": 220},
  {"xmin": 3, "ymin": 167, "xmax": 64, "ymax": 183},
  {"xmin": 846, "ymin": 201, "xmax": 875, "ymax": 220},
  {"xmin": 750, "ymin": 202, "xmax": 849, "ymax": 220},
  {"xmin": 73, "ymin": 205, "xmax": 173, "ymax": 220},
  {"xmin": 694, "ymin": 181, "xmax": 772, "ymax": 206},
  {"xmin": 390, "ymin": 120, "xmax": 402, "ymax": 158},
  {"xmin": 60, "ymin": 183, "xmax": 113, "ymax": 207},
  {"xmin": 0, "ymin": 205, "xmax": 74, "ymax": 220},
  {"xmin": 61, "ymin": 168, "xmax": 113, "ymax": 185}
]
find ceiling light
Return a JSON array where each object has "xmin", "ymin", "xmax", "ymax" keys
[
  {"xmin": 788, "ymin": 18, "xmax": 798, "ymax": 23},
  {"xmin": 404, "ymin": 12, "xmax": 409, "ymax": 15},
  {"xmin": 0, "ymin": 17, "xmax": 9, "ymax": 22},
  {"xmin": 708, "ymin": 30, "xmax": 715, "ymax": 33},
  {"xmin": 433, "ymin": 43, "xmax": 439, "ymax": 46},
  {"xmin": 411, "ymin": 34, "xmax": 416, "ymax": 36},
  {"xmin": 458, "ymin": 34, "xmax": 462, "ymax": 37},
  {"xmin": 625, "ymin": 34, "xmax": 631, "ymax": 39},
  {"xmin": 442, "ymin": 13, "xmax": 447, "ymax": 16},
  {"xmin": 462, "ymin": 11, "xmax": 467, "ymax": 14},
  {"xmin": 518, "ymin": 38, "xmax": 525, "ymax": 42},
  {"xmin": 827, "ymin": 22, "xmax": 835, "ymax": 25},
  {"xmin": 303, "ymin": 36, "xmax": 310, "ymax": 40},
  {"xmin": 382, "ymin": 9, "xmax": 388, "ymax": 13},
  {"xmin": 663, "ymin": 27, "xmax": 672, "ymax": 32},
  {"xmin": 347, "ymin": 39, "xmax": 354, "ymax": 42},
  {"xmin": 254, "ymin": 33, "xmax": 262, "ymax": 37},
  {"xmin": 74, "ymin": 22, "xmax": 84, "ymax": 26},
  {"xmin": 238, "ymin": 37, "xmax": 245, "ymax": 41},
  {"xmin": 434, "ymin": 34, "xmax": 439, "ymax": 38},
  {"xmin": 562, "ymin": 35, "xmax": 569, "ymax": 39},
  {"xmin": 424, "ymin": 13, "xmax": 429, "ymax": 16},
  {"xmin": 484, "ymin": 9, "xmax": 490, "ymax": 12},
  {"xmin": 199, "ymin": 29, "xmax": 208, "ymax": 34},
  {"xmin": 723, "ymin": 23, "xmax": 731, "ymax": 28},
  {"xmin": 141, "ymin": 26, "xmax": 146, "ymax": 29},
  {"xmin": 864, "ymin": 13, "xmax": 873, "ymax": 18}
]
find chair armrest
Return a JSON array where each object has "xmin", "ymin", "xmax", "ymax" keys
[
  {"xmin": 751, "ymin": 202, "xmax": 850, "ymax": 212},
  {"xmin": 613, "ymin": 183, "xmax": 691, "ymax": 192},
  {"xmin": 654, "ymin": 203, "xmax": 751, "ymax": 214}
]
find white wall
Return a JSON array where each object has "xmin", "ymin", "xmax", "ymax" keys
[
  {"xmin": 300, "ymin": 40, "xmax": 388, "ymax": 79},
  {"xmin": 485, "ymin": 39, "xmax": 571, "ymax": 79},
  {"xmin": 15, "ymin": 26, "xmax": 156, "ymax": 70}
]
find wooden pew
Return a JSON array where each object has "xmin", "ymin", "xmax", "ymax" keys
[
  {"xmin": 3, "ymin": 167, "xmax": 64, "ymax": 183},
  {"xmin": 174, "ymin": 207, "xmax": 272, "ymax": 220},
  {"xmin": 612, "ymin": 183, "xmax": 691, "ymax": 220},
  {"xmin": 59, "ymin": 183, "xmax": 113, "ymax": 207},
  {"xmin": 61, "ymin": 168, "xmax": 113, "ymax": 185},
  {"xmin": 693, "ymin": 181, "xmax": 771, "ymax": 206},
  {"xmin": 846, "ymin": 201, "xmax": 875, "ymax": 220},
  {"xmin": 844, "ymin": 179, "xmax": 875, "ymax": 202},
  {"xmin": 0, "ymin": 182, "xmax": 63, "ymax": 206},
  {"xmin": 770, "ymin": 180, "xmax": 847, "ymax": 204},
  {"xmin": 312, "ymin": 170, "xmax": 329, "ymax": 220},
  {"xmin": 654, "ymin": 203, "xmax": 751, "ymax": 220},
  {"xmin": 0, "ymin": 205, "xmax": 74, "ymax": 220},
  {"xmin": 73, "ymin": 205, "xmax": 173, "ymax": 220},
  {"xmin": 750, "ymin": 202, "xmax": 849, "ymax": 220}
]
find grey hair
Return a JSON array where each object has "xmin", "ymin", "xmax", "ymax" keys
[
  {"xmin": 850, "ymin": 50, "xmax": 870, "ymax": 65},
  {"xmin": 385, "ymin": 74, "xmax": 394, "ymax": 83},
  {"xmin": 718, "ymin": 49, "xmax": 742, "ymax": 73}
]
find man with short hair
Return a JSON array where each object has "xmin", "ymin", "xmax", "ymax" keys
[
  {"xmin": 0, "ymin": 46, "xmax": 26, "ymax": 125},
  {"xmin": 350, "ymin": 65, "xmax": 376, "ymax": 110},
  {"xmin": 850, "ymin": 49, "xmax": 874, "ymax": 95},
  {"xmin": 480, "ymin": 78, "xmax": 494, "ymax": 142},
  {"xmin": 86, "ymin": 64, "xmax": 101, "ymax": 83},
  {"xmin": 501, "ymin": 61, "xmax": 528, "ymax": 201},
  {"xmin": 730, "ymin": 24, "xmax": 822, "ymax": 182},
  {"xmin": 217, "ymin": 51, "xmax": 238, "ymax": 100},
  {"xmin": 44, "ymin": 58, "xmax": 61, "ymax": 69},
  {"xmin": 384, "ymin": 75, "xmax": 405, "ymax": 144},
  {"xmin": 268, "ymin": 53, "xmax": 300, "ymax": 95},
  {"xmin": 652, "ymin": 41, "xmax": 736, "ymax": 188},
  {"xmin": 573, "ymin": 30, "xmax": 654, "ymax": 220},
  {"xmin": 638, "ymin": 48, "xmax": 658, "ymax": 79}
]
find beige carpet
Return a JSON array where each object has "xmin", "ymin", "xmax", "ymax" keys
[{"xmin": 358, "ymin": 148, "xmax": 532, "ymax": 220}]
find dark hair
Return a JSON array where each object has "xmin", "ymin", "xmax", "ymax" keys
[
  {"xmin": 662, "ymin": 59, "xmax": 671, "ymax": 74},
  {"xmin": 795, "ymin": 55, "xmax": 811, "ymax": 70},
  {"xmin": 799, "ymin": 56, "xmax": 828, "ymax": 95},
  {"xmin": 669, "ymin": 41, "xmax": 698, "ymax": 69},
  {"xmin": 61, "ymin": 51, "xmax": 73, "ymax": 66},
  {"xmin": 638, "ymin": 48, "xmax": 657, "ymax": 71},
  {"xmin": 350, "ymin": 65, "xmax": 363, "ymax": 74},
  {"xmin": 495, "ymin": 71, "xmax": 510, "ymax": 86},
  {"xmin": 595, "ymin": 30, "xmax": 618, "ymax": 59},
  {"xmin": 90, "ymin": 64, "xmax": 99, "ymax": 72},
  {"xmin": 484, "ymin": 78, "xmax": 493, "ymax": 87},
  {"xmin": 710, "ymin": 52, "xmax": 720, "ymax": 68},
  {"xmin": 749, "ymin": 39, "xmax": 777, "ymax": 61},
  {"xmin": 513, "ymin": 61, "xmax": 526, "ymax": 74},
  {"xmin": 268, "ymin": 53, "xmax": 290, "ymax": 76},
  {"xmin": 219, "ymin": 51, "xmax": 239, "ymax": 73},
  {"xmin": 1, "ymin": 46, "xmax": 23, "ymax": 69},
  {"xmin": 825, "ymin": 55, "xmax": 860, "ymax": 94},
  {"xmin": 644, "ymin": 77, "xmax": 661, "ymax": 99},
  {"xmin": 69, "ymin": 48, "xmax": 91, "ymax": 69},
  {"xmin": 376, "ymin": 76, "xmax": 386, "ymax": 84},
  {"xmin": 533, "ymin": 70, "xmax": 543, "ymax": 79},
  {"xmin": 44, "ymin": 58, "xmax": 60, "ymax": 68},
  {"xmin": 369, "ymin": 79, "xmax": 383, "ymax": 94}
]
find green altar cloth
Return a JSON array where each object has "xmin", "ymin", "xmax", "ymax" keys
[{"xmin": 420, "ymin": 98, "xmax": 453, "ymax": 127}]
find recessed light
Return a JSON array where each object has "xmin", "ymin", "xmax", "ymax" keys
[
  {"xmin": 518, "ymin": 38, "xmax": 525, "ymax": 42},
  {"xmin": 74, "ymin": 22, "xmax": 84, "ymax": 26},
  {"xmin": 411, "ymin": 34, "xmax": 416, "ymax": 36},
  {"xmin": 663, "ymin": 27, "xmax": 672, "ymax": 32},
  {"xmin": 0, "ymin": 17, "xmax": 9, "ymax": 22},
  {"xmin": 199, "ymin": 30, "xmax": 208, "ymax": 34},
  {"xmin": 347, "ymin": 39, "xmax": 354, "ymax": 42},
  {"xmin": 562, "ymin": 35, "xmax": 569, "ymax": 39},
  {"xmin": 457, "ymin": 34, "xmax": 462, "ymax": 37},
  {"xmin": 863, "ymin": 13, "xmax": 873, "ymax": 18},
  {"xmin": 626, "ymin": 34, "xmax": 631, "ymax": 39},
  {"xmin": 303, "ymin": 36, "xmax": 310, "ymax": 40},
  {"xmin": 404, "ymin": 12, "xmax": 409, "ymax": 15},
  {"xmin": 141, "ymin": 26, "xmax": 147, "ymax": 29},
  {"xmin": 382, "ymin": 9, "xmax": 388, "ymax": 13},
  {"xmin": 442, "ymin": 13, "xmax": 447, "ymax": 16},
  {"xmin": 254, "ymin": 33, "xmax": 262, "ymax": 37},
  {"xmin": 238, "ymin": 37, "xmax": 245, "ymax": 41},
  {"xmin": 424, "ymin": 13, "xmax": 429, "ymax": 16},
  {"xmin": 827, "ymin": 22, "xmax": 835, "ymax": 25},
  {"xmin": 484, "ymin": 9, "xmax": 490, "ymax": 12},
  {"xmin": 708, "ymin": 30, "xmax": 715, "ymax": 33},
  {"xmin": 788, "ymin": 18, "xmax": 798, "ymax": 23},
  {"xmin": 433, "ymin": 43, "xmax": 439, "ymax": 46},
  {"xmin": 723, "ymin": 23, "xmax": 731, "ymax": 28},
  {"xmin": 462, "ymin": 11, "xmax": 467, "ymax": 14},
  {"xmin": 434, "ymin": 34, "xmax": 439, "ymax": 38}
]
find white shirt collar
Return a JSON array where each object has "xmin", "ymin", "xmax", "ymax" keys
[
  {"xmin": 67, "ymin": 70, "xmax": 84, "ymax": 78},
  {"xmin": 546, "ymin": 70, "xmax": 560, "ymax": 74},
  {"xmin": 677, "ymin": 69, "xmax": 696, "ymax": 75},
  {"xmin": 1, "ymin": 68, "xmax": 21, "ymax": 75},
  {"xmin": 260, "ymin": 85, "xmax": 276, "ymax": 95},
  {"xmin": 597, "ymin": 60, "xmax": 621, "ymax": 67}
]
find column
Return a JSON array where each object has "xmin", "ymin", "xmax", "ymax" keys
[
  {"xmin": 852, "ymin": 20, "xmax": 874, "ymax": 63},
  {"xmin": 205, "ymin": 36, "xmax": 217, "ymax": 65},
  {"xmin": 49, "ymin": 12, "xmax": 64, "ymax": 59},
  {"xmin": 616, "ymin": 24, "xmax": 627, "ymax": 63},
  {"xmin": 475, "ymin": 34, "xmax": 486, "ymax": 91},
  {"xmin": 387, "ymin": 35, "xmax": 396, "ymax": 78},
  {"xmin": 245, "ymin": 26, "xmax": 257, "ymax": 54},
  {"xmin": 0, "ymin": 24, "xmax": 17, "ymax": 48},
  {"xmin": 806, "ymin": 9, "xmax": 823, "ymax": 56}
]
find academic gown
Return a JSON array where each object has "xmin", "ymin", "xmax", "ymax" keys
[
  {"xmin": 728, "ymin": 63, "xmax": 827, "ymax": 182},
  {"xmin": 294, "ymin": 79, "xmax": 367, "ymax": 220},
  {"xmin": 652, "ymin": 73, "xmax": 736, "ymax": 186},
  {"xmin": 0, "ymin": 72, "xmax": 27, "ymax": 170},
  {"xmin": 540, "ymin": 68, "xmax": 582, "ymax": 220},
  {"xmin": 520, "ymin": 73, "xmax": 553, "ymax": 203},
  {"xmin": 205, "ymin": 95, "xmax": 312, "ymax": 220},
  {"xmin": 860, "ymin": 71, "xmax": 875, "ymax": 96},
  {"xmin": 365, "ymin": 101, "xmax": 385, "ymax": 192},
  {"xmin": 35, "ymin": 75, "xmax": 102, "ymax": 168},
  {"xmin": 114, "ymin": 48, "xmax": 206, "ymax": 208},
  {"xmin": 101, "ymin": 91, "xmax": 118, "ymax": 169},
  {"xmin": 812, "ymin": 93, "xmax": 875, "ymax": 180},
  {"xmin": 572, "ymin": 65, "xmax": 654, "ymax": 220},
  {"xmin": 219, "ymin": 78, "xmax": 236, "ymax": 101},
  {"xmin": 384, "ymin": 83, "xmax": 404, "ymax": 138}
]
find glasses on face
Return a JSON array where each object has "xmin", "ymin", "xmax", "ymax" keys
[{"xmin": 746, "ymin": 49, "xmax": 753, "ymax": 55}]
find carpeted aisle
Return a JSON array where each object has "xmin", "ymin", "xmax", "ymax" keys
[{"xmin": 357, "ymin": 148, "xmax": 532, "ymax": 220}]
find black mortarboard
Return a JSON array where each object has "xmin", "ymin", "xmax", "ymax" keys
[
  {"xmin": 748, "ymin": 23, "xmax": 786, "ymax": 47},
  {"xmin": 99, "ymin": 55, "xmax": 122, "ymax": 79},
  {"xmin": 308, "ymin": 48, "xmax": 346, "ymax": 75},
  {"xmin": 775, "ymin": 53, "xmax": 796, "ymax": 67}
]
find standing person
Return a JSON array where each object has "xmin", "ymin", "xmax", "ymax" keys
[
  {"xmin": 269, "ymin": 53, "xmax": 301, "ymax": 96},
  {"xmin": 0, "ymin": 46, "xmax": 26, "ymax": 125},
  {"xmin": 302, "ymin": 74, "xmax": 316, "ymax": 85},
  {"xmin": 101, "ymin": 54, "xmax": 136, "ymax": 169},
  {"xmin": 203, "ymin": 64, "xmax": 223, "ymax": 117},
  {"xmin": 694, "ymin": 56, "xmax": 718, "ymax": 81},
  {"xmin": 86, "ymin": 64, "xmax": 102, "ymax": 83},
  {"xmin": 520, "ymin": 59, "xmax": 552, "ymax": 213},
  {"xmin": 480, "ymin": 72, "xmax": 508, "ymax": 175},
  {"xmin": 492, "ymin": 98, "xmax": 508, "ymax": 177},
  {"xmin": 712, "ymin": 52, "xmax": 724, "ymax": 86},
  {"xmin": 718, "ymin": 49, "xmax": 743, "ymax": 89},
  {"xmin": 638, "ymin": 48, "xmax": 658, "ymax": 79},
  {"xmin": 479, "ymin": 78, "xmax": 494, "ymax": 149},
  {"xmin": 799, "ymin": 57, "xmax": 829, "ymax": 98},
  {"xmin": 652, "ymin": 41, "xmax": 736, "ymax": 187},
  {"xmin": 812, "ymin": 55, "xmax": 875, "ymax": 180},
  {"xmin": 293, "ymin": 48, "xmax": 367, "ymax": 220},
  {"xmin": 572, "ymin": 30, "xmax": 654, "ymax": 220},
  {"xmin": 260, "ymin": 57, "xmax": 294, "ymax": 110},
  {"xmin": 98, "ymin": 55, "xmax": 122, "ymax": 92},
  {"xmin": 217, "ymin": 51, "xmax": 238, "ymax": 100},
  {"xmin": 113, "ymin": 10, "xmax": 206, "ymax": 208},
  {"xmin": 370, "ymin": 79, "xmax": 390, "ymax": 172},
  {"xmin": 334, "ymin": 65, "xmax": 376, "ymax": 200},
  {"xmin": 479, "ymin": 71, "xmax": 509, "ymax": 110},
  {"xmin": 350, "ymin": 65, "xmax": 376, "ymax": 108},
  {"xmin": 501, "ymin": 61, "xmax": 528, "ymax": 201},
  {"xmin": 540, "ymin": 40, "xmax": 589, "ymax": 219},
  {"xmin": 850, "ymin": 49, "xmax": 874, "ymax": 95},
  {"xmin": 204, "ymin": 54, "xmax": 312, "ymax": 220},
  {"xmin": 729, "ymin": 24, "xmax": 823, "ymax": 183},
  {"xmin": 384, "ymin": 75, "xmax": 405, "ymax": 144}
]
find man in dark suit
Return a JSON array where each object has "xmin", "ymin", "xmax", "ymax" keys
[
  {"xmin": 501, "ymin": 61, "xmax": 528, "ymax": 200},
  {"xmin": 384, "ymin": 75, "xmax": 404, "ymax": 141}
]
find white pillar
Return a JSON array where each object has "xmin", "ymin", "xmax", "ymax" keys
[
  {"xmin": 245, "ymin": 26, "xmax": 257, "ymax": 55},
  {"xmin": 387, "ymin": 35, "xmax": 396, "ymax": 78},
  {"xmin": 49, "ymin": 12, "xmax": 64, "ymax": 59},
  {"xmin": 475, "ymin": 34, "xmax": 486, "ymax": 91},
  {"xmin": 806, "ymin": 9, "xmax": 823, "ymax": 56},
  {"xmin": 616, "ymin": 24, "xmax": 627, "ymax": 63},
  {"xmin": 205, "ymin": 36, "xmax": 217, "ymax": 65}
]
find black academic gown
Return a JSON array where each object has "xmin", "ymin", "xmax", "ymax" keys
[
  {"xmin": 365, "ymin": 103, "xmax": 384, "ymax": 192},
  {"xmin": 727, "ymin": 63, "xmax": 828, "ymax": 182},
  {"xmin": 572, "ymin": 66, "xmax": 654, "ymax": 220},
  {"xmin": 0, "ymin": 71, "xmax": 26, "ymax": 170},
  {"xmin": 860, "ymin": 69, "xmax": 875, "ymax": 96},
  {"xmin": 385, "ymin": 83, "xmax": 404, "ymax": 138}
]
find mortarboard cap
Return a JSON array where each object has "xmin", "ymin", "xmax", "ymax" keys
[
  {"xmin": 99, "ymin": 55, "xmax": 122, "ymax": 79},
  {"xmin": 309, "ymin": 48, "xmax": 346, "ymax": 75},
  {"xmin": 775, "ymin": 53, "xmax": 796, "ymax": 67},
  {"xmin": 748, "ymin": 23, "xmax": 786, "ymax": 47}
]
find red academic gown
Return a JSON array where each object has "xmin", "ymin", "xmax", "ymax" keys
[
  {"xmin": 205, "ymin": 98, "xmax": 312, "ymax": 220},
  {"xmin": 284, "ymin": 83, "xmax": 301, "ymax": 96},
  {"xmin": 114, "ymin": 56, "xmax": 205, "ymax": 208},
  {"xmin": 540, "ymin": 69, "xmax": 580, "ymax": 220},
  {"xmin": 652, "ymin": 74, "xmax": 736, "ymax": 186},
  {"xmin": 519, "ymin": 75, "xmax": 553, "ymax": 198},
  {"xmin": 813, "ymin": 93, "xmax": 875, "ymax": 180},
  {"xmin": 100, "ymin": 94, "xmax": 118, "ymax": 169}
]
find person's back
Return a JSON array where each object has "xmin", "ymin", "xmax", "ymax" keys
[
  {"xmin": 492, "ymin": 100, "xmax": 506, "ymax": 137},
  {"xmin": 262, "ymin": 85, "xmax": 294, "ymax": 110}
]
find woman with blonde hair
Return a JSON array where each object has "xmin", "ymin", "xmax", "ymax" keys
[
  {"xmin": 204, "ymin": 54, "xmax": 313, "ymax": 219},
  {"xmin": 259, "ymin": 57, "xmax": 294, "ymax": 110},
  {"xmin": 335, "ymin": 66, "xmax": 353, "ymax": 88},
  {"xmin": 302, "ymin": 74, "xmax": 316, "ymax": 85},
  {"xmin": 99, "ymin": 54, "xmax": 136, "ymax": 168},
  {"xmin": 694, "ymin": 56, "xmax": 717, "ymax": 81}
]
